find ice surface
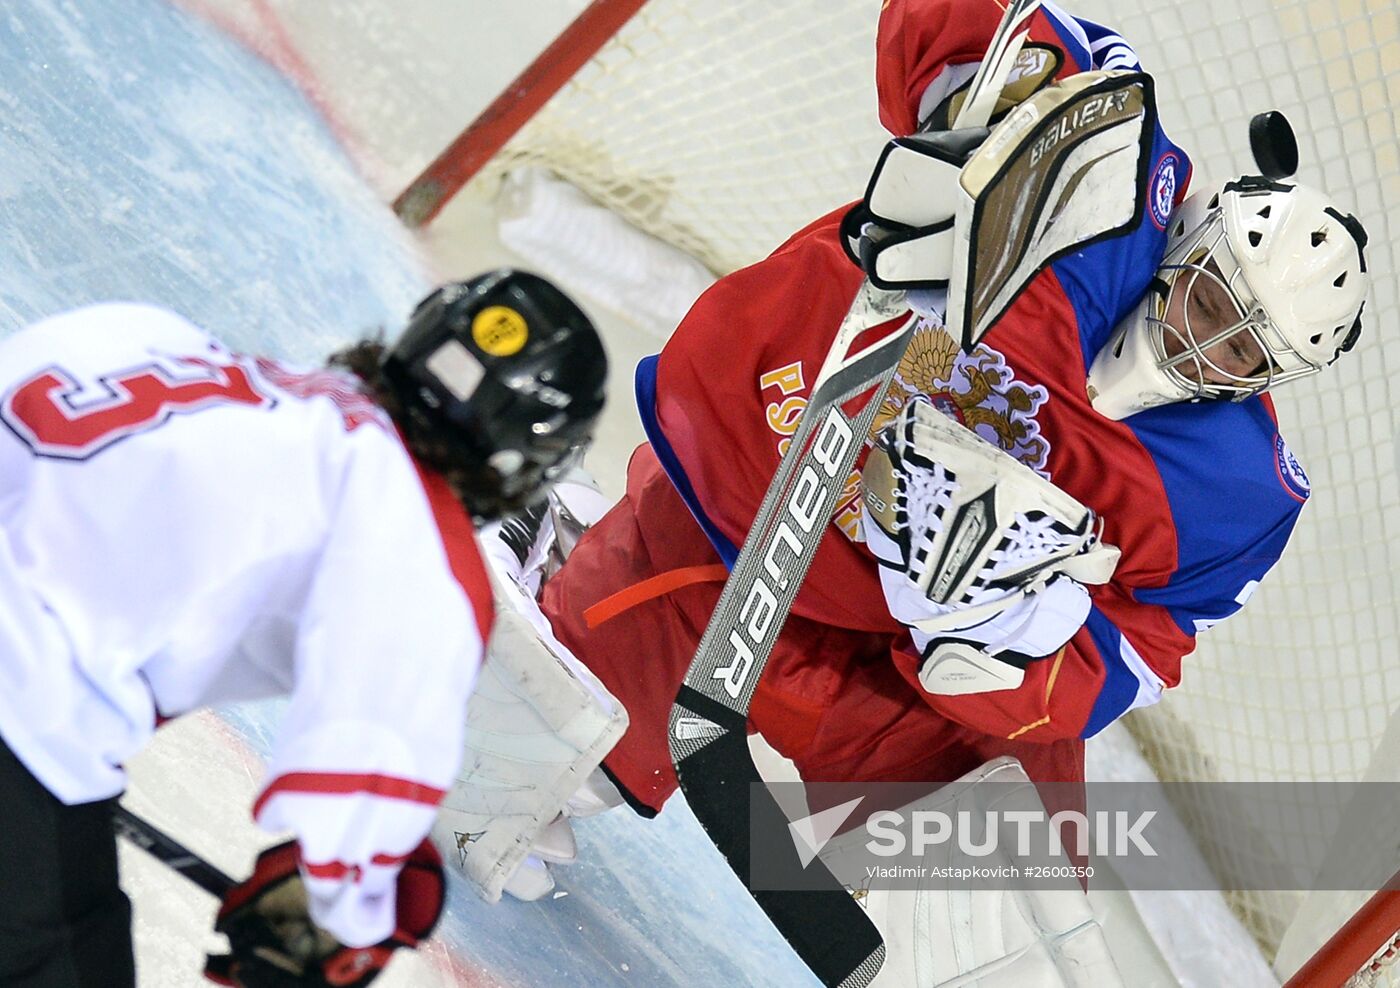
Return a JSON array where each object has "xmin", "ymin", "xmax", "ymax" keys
[
  {"xmin": 0, "ymin": 0, "xmax": 426, "ymax": 356},
  {"xmin": 0, "ymin": 2, "xmax": 817, "ymax": 985}
]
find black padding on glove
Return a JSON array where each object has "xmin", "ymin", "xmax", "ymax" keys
[
  {"xmin": 840, "ymin": 201, "xmax": 877, "ymax": 269},
  {"xmin": 919, "ymin": 635, "xmax": 1042, "ymax": 669}
]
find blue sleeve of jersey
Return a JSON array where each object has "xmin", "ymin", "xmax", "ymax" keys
[
  {"xmin": 1130, "ymin": 400, "xmax": 1307, "ymax": 636},
  {"xmin": 1077, "ymin": 500, "xmax": 1298, "ymax": 738},
  {"xmin": 1077, "ymin": 400, "xmax": 1308, "ymax": 737},
  {"xmin": 1040, "ymin": 0, "xmax": 1192, "ymax": 367},
  {"xmin": 1041, "ymin": 3, "xmax": 1142, "ymax": 72},
  {"xmin": 634, "ymin": 355, "xmax": 740, "ymax": 568},
  {"xmin": 1078, "ymin": 503, "xmax": 1298, "ymax": 739},
  {"xmin": 1052, "ymin": 122, "xmax": 1190, "ymax": 365},
  {"xmin": 1079, "ymin": 605, "xmax": 1162, "ymax": 737},
  {"xmin": 1134, "ymin": 511, "xmax": 1297, "ymax": 633},
  {"xmin": 1073, "ymin": 17, "xmax": 1141, "ymax": 71}
]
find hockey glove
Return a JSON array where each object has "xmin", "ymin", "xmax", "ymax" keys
[
  {"xmin": 840, "ymin": 127, "xmax": 987, "ymax": 290},
  {"xmin": 861, "ymin": 396, "xmax": 1120, "ymax": 690},
  {"xmin": 204, "ymin": 839, "xmax": 445, "ymax": 988}
]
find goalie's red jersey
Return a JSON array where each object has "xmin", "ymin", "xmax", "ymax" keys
[{"xmin": 541, "ymin": 0, "xmax": 1309, "ymax": 811}]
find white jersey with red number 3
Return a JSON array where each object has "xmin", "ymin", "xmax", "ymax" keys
[{"xmin": 0, "ymin": 302, "xmax": 493, "ymax": 947}]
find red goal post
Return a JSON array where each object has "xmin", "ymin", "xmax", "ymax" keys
[
  {"xmin": 1283, "ymin": 876, "xmax": 1400, "ymax": 988},
  {"xmin": 392, "ymin": 0, "xmax": 650, "ymax": 227}
]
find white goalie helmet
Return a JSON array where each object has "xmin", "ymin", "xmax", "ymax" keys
[{"xmin": 1087, "ymin": 177, "xmax": 1370, "ymax": 419}]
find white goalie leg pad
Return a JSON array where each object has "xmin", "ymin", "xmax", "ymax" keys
[
  {"xmin": 818, "ymin": 757, "xmax": 1124, "ymax": 988},
  {"xmin": 431, "ymin": 599, "xmax": 628, "ymax": 901},
  {"xmin": 432, "ymin": 480, "xmax": 627, "ymax": 903}
]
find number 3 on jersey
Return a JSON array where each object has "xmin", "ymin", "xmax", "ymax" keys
[{"xmin": 1, "ymin": 353, "xmax": 273, "ymax": 460}]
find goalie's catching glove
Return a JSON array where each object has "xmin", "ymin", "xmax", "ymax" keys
[
  {"xmin": 204, "ymin": 839, "xmax": 445, "ymax": 988},
  {"xmin": 862, "ymin": 396, "xmax": 1120, "ymax": 693}
]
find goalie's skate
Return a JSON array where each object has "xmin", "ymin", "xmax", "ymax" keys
[
  {"xmin": 502, "ymin": 854, "xmax": 556, "ymax": 902},
  {"xmin": 500, "ymin": 770, "xmax": 625, "ymax": 901}
]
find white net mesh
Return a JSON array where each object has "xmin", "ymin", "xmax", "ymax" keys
[
  {"xmin": 1103, "ymin": 2, "xmax": 1400, "ymax": 977},
  {"xmin": 450, "ymin": 0, "xmax": 1400, "ymax": 978},
  {"xmin": 462, "ymin": 2, "xmax": 891, "ymax": 276}
]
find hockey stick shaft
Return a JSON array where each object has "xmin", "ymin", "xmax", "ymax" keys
[
  {"xmin": 954, "ymin": 0, "xmax": 1044, "ymax": 131},
  {"xmin": 674, "ymin": 282, "xmax": 912, "ymax": 722},
  {"xmin": 113, "ymin": 802, "xmax": 235, "ymax": 898},
  {"xmin": 670, "ymin": 291, "xmax": 913, "ymax": 988},
  {"xmin": 666, "ymin": 4, "xmax": 1044, "ymax": 985}
]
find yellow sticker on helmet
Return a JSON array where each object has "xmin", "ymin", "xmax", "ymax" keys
[{"xmin": 471, "ymin": 306, "xmax": 529, "ymax": 356}]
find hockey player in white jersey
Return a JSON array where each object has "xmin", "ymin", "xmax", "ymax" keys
[{"xmin": 0, "ymin": 269, "xmax": 607, "ymax": 988}]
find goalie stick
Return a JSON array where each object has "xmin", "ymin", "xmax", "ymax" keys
[
  {"xmin": 113, "ymin": 802, "xmax": 235, "ymax": 898},
  {"xmin": 666, "ymin": 2, "xmax": 1043, "ymax": 986}
]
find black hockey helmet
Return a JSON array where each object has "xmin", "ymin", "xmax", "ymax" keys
[{"xmin": 380, "ymin": 269, "xmax": 607, "ymax": 519}]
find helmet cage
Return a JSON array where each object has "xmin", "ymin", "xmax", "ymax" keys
[{"xmin": 1147, "ymin": 202, "xmax": 1326, "ymax": 403}]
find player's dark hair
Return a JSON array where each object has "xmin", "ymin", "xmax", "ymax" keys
[{"xmin": 328, "ymin": 338, "xmax": 509, "ymax": 517}]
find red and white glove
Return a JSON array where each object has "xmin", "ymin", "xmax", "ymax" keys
[{"xmin": 204, "ymin": 839, "xmax": 445, "ymax": 988}]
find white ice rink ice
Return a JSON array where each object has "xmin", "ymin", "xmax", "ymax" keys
[{"xmin": 0, "ymin": 1, "xmax": 1288, "ymax": 985}]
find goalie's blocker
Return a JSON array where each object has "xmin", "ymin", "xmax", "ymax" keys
[
  {"xmin": 845, "ymin": 70, "xmax": 1158, "ymax": 351},
  {"xmin": 841, "ymin": 128, "xmax": 988, "ymax": 291}
]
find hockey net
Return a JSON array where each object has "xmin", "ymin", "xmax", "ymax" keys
[
  {"xmin": 199, "ymin": 0, "xmax": 1397, "ymax": 980},
  {"xmin": 396, "ymin": 1, "xmax": 1400, "ymax": 981}
]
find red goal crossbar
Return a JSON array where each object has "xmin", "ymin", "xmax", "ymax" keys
[
  {"xmin": 392, "ymin": 0, "xmax": 649, "ymax": 227},
  {"xmin": 1283, "ymin": 874, "xmax": 1400, "ymax": 988}
]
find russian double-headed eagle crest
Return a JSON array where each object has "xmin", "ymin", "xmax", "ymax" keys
[
  {"xmin": 870, "ymin": 325, "xmax": 1049, "ymax": 474},
  {"xmin": 832, "ymin": 323, "xmax": 1050, "ymax": 543}
]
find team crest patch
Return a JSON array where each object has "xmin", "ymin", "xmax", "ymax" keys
[
  {"xmin": 1148, "ymin": 152, "xmax": 1181, "ymax": 230},
  {"xmin": 871, "ymin": 326, "xmax": 1051, "ymax": 476},
  {"xmin": 1274, "ymin": 434, "xmax": 1310, "ymax": 502},
  {"xmin": 822, "ymin": 325, "xmax": 1051, "ymax": 544},
  {"xmin": 763, "ymin": 325, "xmax": 1053, "ymax": 544}
]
